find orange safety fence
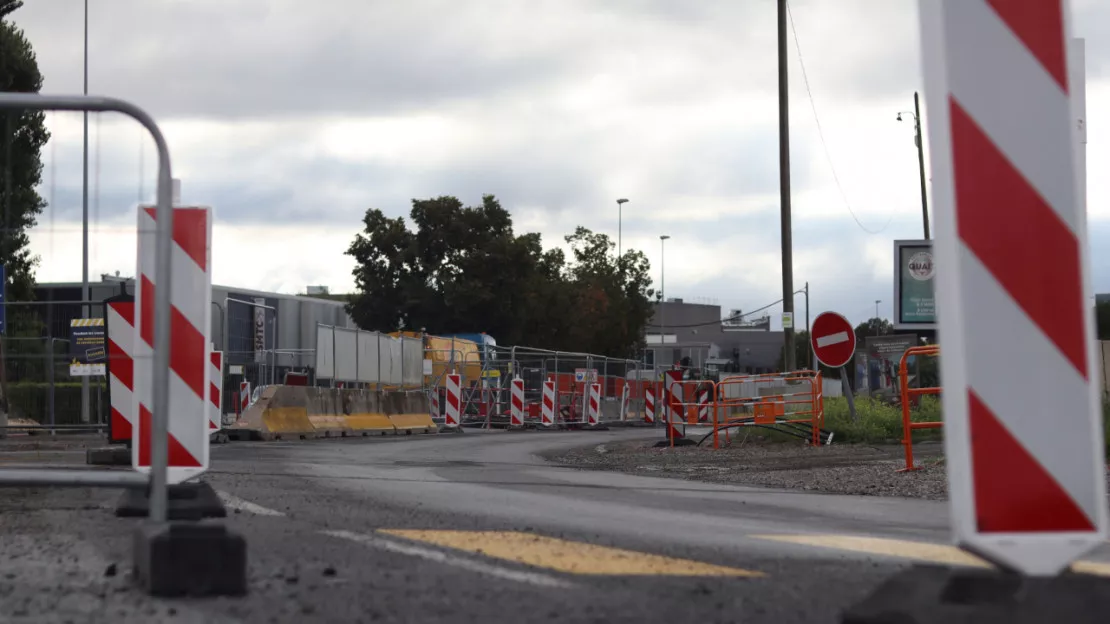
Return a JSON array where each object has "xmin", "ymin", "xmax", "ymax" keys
[
  {"xmin": 710, "ymin": 371, "xmax": 826, "ymax": 448},
  {"xmin": 898, "ymin": 345, "xmax": 942, "ymax": 471}
]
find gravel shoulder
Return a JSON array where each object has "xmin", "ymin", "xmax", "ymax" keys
[{"xmin": 545, "ymin": 435, "xmax": 951, "ymax": 501}]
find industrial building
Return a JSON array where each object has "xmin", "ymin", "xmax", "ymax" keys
[
  {"xmin": 30, "ymin": 275, "xmax": 355, "ymax": 380},
  {"xmin": 645, "ymin": 299, "xmax": 785, "ymax": 374}
]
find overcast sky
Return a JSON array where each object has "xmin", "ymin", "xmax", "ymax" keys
[{"xmin": 11, "ymin": 0, "xmax": 1110, "ymax": 329}]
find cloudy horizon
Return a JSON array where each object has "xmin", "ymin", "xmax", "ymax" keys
[{"xmin": 12, "ymin": 0, "xmax": 1110, "ymax": 328}]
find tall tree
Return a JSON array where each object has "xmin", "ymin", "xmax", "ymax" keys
[
  {"xmin": 346, "ymin": 196, "xmax": 654, "ymax": 357},
  {"xmin": 0, "ymin": 0, "xmax": 49, "ymax": 427}
]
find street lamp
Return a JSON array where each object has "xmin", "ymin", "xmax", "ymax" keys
[
  {"xmin": 897, "ymin": 92, "xmax": 930, "ymax": 239},
  {"xmin": 875, "ymin": 299, "xmax": 881, "ymax": 319},
  {"xmin": 659, "ymin": 235, "xmax": 670, "ymax": 360},
  {"xmin": 616, "ymin": 198, "xmax": 629, "ymax": 265}
]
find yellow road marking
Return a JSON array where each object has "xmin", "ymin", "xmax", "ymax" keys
[
  {"xmin": 378, "ymin": 530, "xmax": 763, "ymax": 577},
  {"xmin": 752, "ymin": 534, "xmax": 1110, "ymax": 577}
]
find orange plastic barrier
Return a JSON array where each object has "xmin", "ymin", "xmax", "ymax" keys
[
  {"xmin": 712, "ymin": 372, "xmax": 825, "ymax": 448},
  {"xmin": 898, "ymin": 345, "xmax": 942, "ymax": 471}
]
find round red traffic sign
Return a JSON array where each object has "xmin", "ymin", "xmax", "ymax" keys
[{"xmin": 810, "ymin": 311, "xmax": 857, "ymax": 368}]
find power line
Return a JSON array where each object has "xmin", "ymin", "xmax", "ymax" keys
[{"xmin": 786, "ymin": 0, "xmax": 891, "ymax": 235}]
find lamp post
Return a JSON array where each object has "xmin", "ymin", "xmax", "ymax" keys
[
  {"xmin": 897, "ymin": 92, "xmax": 930, "ymax": 239},
  {"xmin": 875, "ymin": 299, "xmax": 881, "ymax": 319},
  {"xmin": 660, "ymin": 235, "xmax": 670, "ymax": 363},
  {"xmin": 616, "ymin": 198, "xmax": 628, "ymax": 266}
]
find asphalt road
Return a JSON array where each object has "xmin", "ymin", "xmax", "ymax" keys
[{"xmin": 4, "ymin": 429, "xmax": 1110, "ymax": 623}]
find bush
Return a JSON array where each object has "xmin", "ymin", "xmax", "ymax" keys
[
  {"xmin": 823, "ymin": 395, "xmax": 942, "ymax": 444},
  {"xmin": 5, "ymin": 382, "xmax": 109, "ymax": 425}
]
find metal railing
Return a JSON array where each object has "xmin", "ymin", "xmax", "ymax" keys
[{"xmin": 0, "ymin": 94, "xmax": 176, "ymax": 522}]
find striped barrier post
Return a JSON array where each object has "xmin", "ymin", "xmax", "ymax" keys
[
  {"xmin": 239, "ymin": 381, "xmax": 251, "ymax": 414},
  {"xmin": 541, "ymin": 380, "xmax": 556, "ymax": 427},
  {"xmin": 444, "ymin": 373, "xmax": 461, "ymax": 428},
  {"xmin": 208, "ymin": 351, "xmax": 223, "ymax": 432},
  {"xmin": 664, "ymin": 370, "xmax": 685, "ymax": 441},
  {"xmin": 510, "ymin": 378, "xmax": 525, "ymax": 428},
  {"xmin": 132, "ymin": 206, "xmax": 212, "ymax": 483},
  {"xmin": 698, "ymin": 384, "xmax": 710, "ymax": 423},
  {"xmin": 587, "ymin": 382, "xmax": 601, "ymax": 426},
  {"xmin": 106, "ymin": 299, "xmax": 135, "ymax": 444},
  {"xmin": 921, "ymin": 0, "xmax": 1107, "ymax": 574},
  {"xmin": 644, "ymin": 386, "xmax": 655, "ymax": 424}
]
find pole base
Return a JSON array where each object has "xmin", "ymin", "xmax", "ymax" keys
[
  {"xmin": 116, "ymin": 481, "xmax": 227, "ymax": 520},
  {"xmin": 841, "ymin": 564, "xmax": 1110, "ymax": 624},
  {"xmin": 86, "ymin": 446, "xmax": 131, "ymax": 466},
  {"xmin": 132, "ymin": 522, "xmax": 247, "ymax": 597},
  {"xmin": 438, "ymin": 425, "xmax": 465, "ymax": 434}
]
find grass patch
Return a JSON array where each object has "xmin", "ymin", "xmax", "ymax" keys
[{"xmin": 823, "ymin": 395, "xmax": 942, "ymax": 445}]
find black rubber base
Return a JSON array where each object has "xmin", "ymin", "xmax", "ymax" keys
[
  {"xmin": 86, "ymin": 446, "xmax": 131, "ymax": 466},
  {"xmin": 116, "ymin": 481, "xmax": 227, "ymax": 520},
  {"xmin": 438, "ymin": 425, "xmax": 466, "ymax": 434},
  {"xmin": 583, "ymin": 424, "xmax": 611, "ymax": 431},
  {"xmin": 209, "ymin": 432, "xmax": 230, "ymax": 445},
  {"xmin": 132, "ymin": 522, "xmax": 247, "ymax": 597},
  {"xmin": 842, "ymin": 565, "xmax": 1110, "ymax": 624}
]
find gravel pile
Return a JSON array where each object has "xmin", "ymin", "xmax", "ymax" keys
[{"xmin": 549, "ymin": 437, "xmax": 950, "ymax": 500}]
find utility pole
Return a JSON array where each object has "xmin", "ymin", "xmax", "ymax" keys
[
  {"xmin": 914, "ymin": 91, "xmax": 930, "ymax": 239},
  {"xmin": 80, "ymin": 0, "xmax": 90, "ymax": 424},
  {"xmin": 777, "ymin": 0, "xmax": 796, "ymax": 372},
  {"xmin": 616, "ymin": 198, "xmax": 628, "ymax": 270}
]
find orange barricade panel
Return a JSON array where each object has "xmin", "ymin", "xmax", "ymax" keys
[{"xmin": 754, "ymin": 403, "xmax": 776, "ymax": 425}]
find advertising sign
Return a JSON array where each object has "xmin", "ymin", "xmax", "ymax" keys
[
  {"xmin": 853, "ymin": 334, "xmax": 918, "ymax": 398},
  {"xmin": 253, "ymin": 296, "xmax": 266, "ymax": 363},
  {"xmin": 893, "ymin": 239, "xmax": 935, "ymax": 330},
  {"xmin": 69, "ymin": 317, "xmax": 106, "ymax": 376}
]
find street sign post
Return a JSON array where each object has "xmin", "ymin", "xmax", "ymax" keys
[
  {"xmin": 921, "ymin": 0, "xmax": 1106, "ymax": 576},
  {"xmin": 810, "ymin": 311, "xmax": 858, "ymax": 422}
]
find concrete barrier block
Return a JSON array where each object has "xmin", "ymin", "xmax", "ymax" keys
[
  {"xmin": 345, "ymin": 413, "xmax": 396, "ymax": 435},
  {"xmin": 389, "ymin": 413, "xmax": 436, "ymax": 434}
]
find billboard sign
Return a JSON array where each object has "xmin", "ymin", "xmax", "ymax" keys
[
  {"xmin": 69, "ymin": 317, "xmax": 107, "ymax": 376},
  {"xmin": 854, "ymin": 334, "xmax": 918, "ymax": 398},
  {"xmin": 893, "ymin": 239, "xmax": 935, "ymax": 330}
]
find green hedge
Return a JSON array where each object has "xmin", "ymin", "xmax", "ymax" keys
[
  {"xmin": 824, "ymin": 395, "xmax": 1110, "ymax": 457},
  {"xmin": 6, "ymin": 382, "xmax": 108, "ymax": 425}
]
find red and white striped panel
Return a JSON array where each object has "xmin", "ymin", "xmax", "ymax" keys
[
  {"xmin": 239, "ymin": 381, "xmax": 251, "ymax": 414},
  {"xmin": 208, "ymin": 351, "xmax": 223, "ymax": 432},
  {"xmin": 922, "ymin": 0, "xmax": 1107, "ymax": 575},
  {"xmin": 697, "ymin": 385, "xmax": 710, "ymax": 422},
  {"xmin": 132, "ymin": 206, "xmax": 212, "ymax": 483},
  {"xmin": 106, "ymin": 300, "xmax": 134, "ymax": 444},
  {"xmin": 587, "ymin": 383, "xmax": 601, "ymax": 426},
  {"xmin": 510, "ymin": 378, "xmax": 525, "ymax": 427},
  {"xmin": 644, "ymin": 386, "xmax": 655, "ymax": 424},
  {"xmin": 664, "ymin": 370, "xmax": 684, "ymax": 439},
  {"xmin": 444, "ymin": 373, "xmax": 461, "ymax": 427},
  {"xmin": 541, "ymin": 381, "xmax": 556, "ymax": 426}
]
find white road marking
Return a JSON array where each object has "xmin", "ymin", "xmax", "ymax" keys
[
  {"xmin": 216, "ymin": 491, "xmax": 286, "ymax": 516},
  {"xmin": 322, "ymin": 529, "xmax": 574, "ymax": 589},
  {"xmin": 815, "ymin": 331, "xmax": 850, "ymax": 348}
]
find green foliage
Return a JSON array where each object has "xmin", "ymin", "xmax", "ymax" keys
[
  {"xmin": 7, "ymin": 382, "xmax": 108, "ymax": 425},
  {"xmin": 346, "ymin": 195, "xmax": 654, "ymax": 357},
  {"xmin": 823, "ymin": 395, "xmax": 942, "ymax": 444},
  {"xmin": 854, "ymin": 317, "xmax": 894, "ymax": 343}
]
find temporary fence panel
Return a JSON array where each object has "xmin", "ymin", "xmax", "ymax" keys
[
  {"xmin": 402, "ymin": 336, "xmax": 423, "ymax": 388},
  {"xmin": 356, "ymin": 331, "xmax": 379, "ymax": 384},
  {"xmin": 898, "ymin": 346, "xmax": 942, "ymax": 471},
  {"xmin": 384, "ymin": 335, "xmax": 403, "ymax": 386},
  {"xmin": 333, "ymin": 327, "xmax": 359, "ymax": 382},
  {"xmin": 315, "ymin": 325, "xmax": 335, "ymax": 379}
]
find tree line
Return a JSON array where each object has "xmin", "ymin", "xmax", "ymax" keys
[{"xmin": 344, "ymin": 195, "xmax": 655, "ymax": 359}]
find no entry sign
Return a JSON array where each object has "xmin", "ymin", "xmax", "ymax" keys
[
  {"xmin": 810, "ymin": 312, "xmax": 856, "ymax": 369},
  {"xmin": 921, "ymin": 0, "xmax": 1106, "ymax": 575}
]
